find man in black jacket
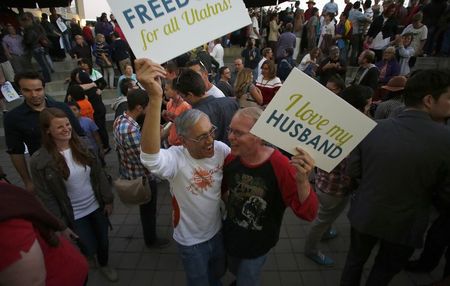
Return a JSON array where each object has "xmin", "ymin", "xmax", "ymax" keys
[
  {"xmin": 110, "ymin": 32, "xmax": 131, "ymax": 75},
  {"xmin": 351, "ymin": 50, "xmax": 379, "ymax": 92},
  {"xmin": 340, "ymin": 69, "xmax": 450, "ymax": 286}
]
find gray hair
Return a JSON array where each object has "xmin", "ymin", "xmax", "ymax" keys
[
  {"xmin": 175, "ymin": 109, "xmax": 210, "ymax": 137},
  {"xmin": 235, "ymin": 107, "xmax": 263, "ymax": 124}
]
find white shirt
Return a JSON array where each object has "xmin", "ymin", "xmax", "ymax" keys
[
  {"xmin": 402, "ymin": 24, "xmax": 428, "ymax": 56},
  {"xmin": 61, "ymin": 148, "xmax": 99, "ymax": 220},
  {"xmin": 141, "ymin": 141, "xmax": 230, "ymax": 246},
  {"xmin": 249, "ymin": 16, "xmax": 260, "ymax": 39},
  {"xmin": 298, "ymin": 53, "xmax": 315, "ymax": 71},
  {"xmin": 210, "ymin": 44, "xmax": 224, "ymax": 67},
  {"xmin": 207, "ymin": 84, "xmax": 225, "ymax": 98}
]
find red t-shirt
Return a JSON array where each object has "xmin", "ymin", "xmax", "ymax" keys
[{"xmin": 0, "ymin": 219, "xmax": 88, "ymax": 286}]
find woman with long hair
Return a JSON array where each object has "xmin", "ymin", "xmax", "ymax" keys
[
  {"xmin": 234, "ymin": 68, "xmax": 263, "ymax": 108},
  {"xmin": 30, "ymin": 108, "xmax": 117, "ymax": 282},
  {"xmin": 255, "ymin": 60, "xmax": 282, "ymax": 106}
]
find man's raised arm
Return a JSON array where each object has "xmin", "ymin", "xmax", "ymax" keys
[{"xmin": 135, "ymin": 59, "xmax": 166, "ymax": 155}]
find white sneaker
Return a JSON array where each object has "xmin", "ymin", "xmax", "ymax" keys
[{"xmin": 99, "ymin": 266, "xmax": 118, "ymax": 282}]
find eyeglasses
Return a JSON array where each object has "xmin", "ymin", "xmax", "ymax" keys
[
  {"xmin": 186, "ymin": 125, "xmax": 217, "ymax": 143},
  {"xmin": 227, "ymin": 127, "xmax": 250, "ymax": 138}
]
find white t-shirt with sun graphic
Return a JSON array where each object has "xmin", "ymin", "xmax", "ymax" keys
[{"xmin": 141, "ymin": 141, "xmax": 230, "ymax": 246}]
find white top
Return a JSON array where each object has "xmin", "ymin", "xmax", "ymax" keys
[
  {"xmin": 210, "ymin": 44, "xmax": 224, "ymax": 67},
  {"xmin": 90, "ymin": 69, "xmax": 104, "ymax": 82},
  {"xmin": 207, "ymin": 84, "xmax": 225, "ymax": 98},
  {"xmin": 249, "ymin": 16, "xmax": 260, "ymax": 39},
  {"xmin": 141, "ymin": 141, "xmax": 230, "ymax": 246},
  {"xmin": 402, "ymin": 24, "xmax": 428, "ymax": 56},
  {"xmin": 298, "ymin": 53, "xmax": 315, "ymax": 71},
  {"xmin": 318, "ymin": 21, "xmax": 335, "ymax": 48},
  {"xmin": 61, "ymin": 149, "xmax": 99, "ymax": 220}
]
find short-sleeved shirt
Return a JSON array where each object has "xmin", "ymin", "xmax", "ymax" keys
[
  {"xmin": 323, "ymin": 2, "xmax": 339, "ymax": 15},
  {"xmin": 79, "ymin": 116, "xmax": 99, "ymax": 150},
  {"xmin": 4, "ymin": 98, "xmax": 85, "ymax": 155},
  {"xmin": 0, "ymin": 218, "xmax": 88, "ymax": 286},
  {"xmin": 402, "ymin": 24, "xmax": 428, "ymax": 56},
  {"xmin": 2, "ymin": 34, "xmax": 25, "ymax": 56}
]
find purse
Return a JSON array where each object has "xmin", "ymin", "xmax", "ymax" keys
[{"xmin": 113, "ymin": 176, "xmax": 152, "ymax": 205}]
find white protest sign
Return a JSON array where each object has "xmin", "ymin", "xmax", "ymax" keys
[
  {"xmin": 106, "ymin": 0, "xmax": 251, "ymax": 64},
  {"xmin": 250, "ymin": 68, "xmax": 377, "ymax": 172},
  {"xmin": 1, "ymin": 82, "xmax": 20, "ymax": 102}
]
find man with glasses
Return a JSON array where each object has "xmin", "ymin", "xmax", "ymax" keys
[
  {"xmin": 223, "ymin": 107, "xmax": 318, "ymax": 285},
  {"xmin": 136, "ymin": 58, "xmax": 230, "ymax": 286},
  {"xmin": 174, "ymin": 68, "xmax": 238, "ymax": 145}
]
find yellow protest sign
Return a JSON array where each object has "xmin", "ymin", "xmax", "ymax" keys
[
  {"xmin": 107, "ymin": 0, "xmax": 251, "ymax": 63},
  {"xmin": 250, "ymin": 68, "xmax": 377, "ymax": 172}
]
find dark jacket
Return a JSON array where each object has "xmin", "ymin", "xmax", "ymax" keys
[
  {"xmin": 30, "ymin": 147, "xmax": 113, "ymax": 228},
  {"xmin": 347, "ymin": 110, "xmax": 450, "ymax": 248},
  {"xmin": 367, "ymin": 15, "xmax": 398, "ymax": 41},
  {"xmin": 110, "ymin": 38, "xmax": 130, "ymax": 62}
]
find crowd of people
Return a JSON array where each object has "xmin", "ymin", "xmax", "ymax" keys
[{"xmin": 0, "ymin": 2, "xmax": 449, "ymax": 286}]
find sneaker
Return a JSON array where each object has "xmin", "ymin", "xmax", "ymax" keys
[
  {"xmin": 146, "ymin": 238, "xmax": 171, "ymax": 249},
  {"xmin": 321, "ymin": 228, "xmax": 338, "ymax": 241},
  {"xmin": 305, "ymin": 252, "xmax": 335, "ymax": 266},
  {"xmin": 99, "ymin": 266, "xmax": 118, "ymax": 282}
]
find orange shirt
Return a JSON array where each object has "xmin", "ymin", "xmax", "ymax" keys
[
  {"xmin": 77, "ymin": 99, "xmax": 94, "ymax": 120},
  {"xmin": 166, "ymin": 100, "xmax": 191, "ymax": 146}
]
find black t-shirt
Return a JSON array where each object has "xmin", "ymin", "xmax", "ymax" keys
[{"xmin": 223, "ymin": 153, "xmax": 287, "ymax": 258}]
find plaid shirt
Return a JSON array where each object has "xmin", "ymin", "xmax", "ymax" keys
[
  {"xmin": 113, "ymin": 113, "xmax": 148, "ymax": 180},
  {"xmin": 315, "ymin": 157, "xmax": 351, "ymax": 197}
]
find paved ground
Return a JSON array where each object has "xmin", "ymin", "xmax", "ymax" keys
[
  {"xmin": 0, "ymin": 53, "xmax": 447, "ymax": 286},
  {"xmin": 0, "ymin": 124, "xmax": 446, "ymax": 286}
]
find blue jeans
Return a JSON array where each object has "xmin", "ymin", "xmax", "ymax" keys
[
  {"xmin": 32, "ymin": 47, "xmax": 52, "ymax": 83},
  {"xmin": 73, "ymin": 208, "xmax": 110, "ymax": 266},
  {"xmin": 177, "ymin": 231, "xmax": 226, "ymax": 286},
  {"xmin": 228, "ymin": 254, "xmax": 268, "ymax": 286}
]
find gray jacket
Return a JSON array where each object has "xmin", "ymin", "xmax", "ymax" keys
[{"xmin": 30, "ymin": 147, "xmax": 113, "ymax": 228}]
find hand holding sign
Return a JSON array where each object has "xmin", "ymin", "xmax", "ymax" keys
[
  {"xmin": 135, "ymin": 58, "xmax": 166, "ymax": 98},
  {"xmin": 290, "ymin": 146, "xmax": 315, "ymax": 180}
]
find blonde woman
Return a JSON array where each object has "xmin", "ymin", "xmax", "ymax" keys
[{"xmin": 234, "ymin": 68, "xmax": 263, "ymax": 108}]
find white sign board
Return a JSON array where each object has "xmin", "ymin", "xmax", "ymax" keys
[
  {"xmin": 250, "ymin": 68, "xmax": 377, "ymax": 172},
  {"xmin": 106, "ymin": 0, "xmax": 251, "ymax": 64},
  {"xmin": 1, "ymin": 82, "xmax": 20, "ymax": 102}
]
